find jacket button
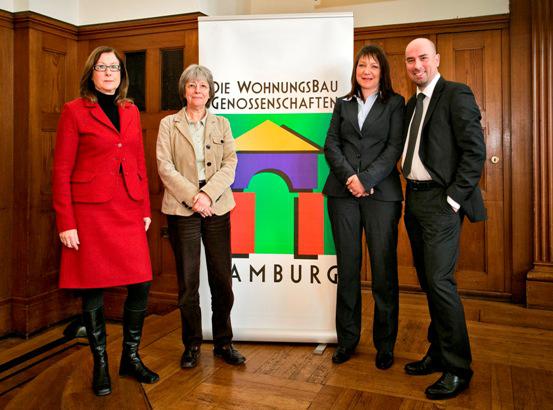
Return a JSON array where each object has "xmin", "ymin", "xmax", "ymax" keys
[
  {"xmin": 117, "ymin": 143, "xmax": 122, "ymax": 148},
  {"xmin": 206, "ymin": 145, "xmax": 211, "ymax": 149},
  {"xmin": 357, "ymin": 154, "xmax": 361, "ymax": 158},
  {"xmin": 206, "ymin": 162, "xmax": 212, "ymax": 166}
]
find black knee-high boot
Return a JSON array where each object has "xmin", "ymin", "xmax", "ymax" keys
[
  {"xmin": 82, "ymin": 307, "xmax": 112, "ymax": 396},
  {"xmin": 119, "ymin": 308, "xmax": 160, "ymax": 384}
]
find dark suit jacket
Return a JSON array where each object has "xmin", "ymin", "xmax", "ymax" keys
[
  {"xmin": 404, "ymin": 77, "xmax": 486, "ymax": 222},
  {"xmin": 323, "ymin": 93, "xmax": 405, "ymax": 201}
]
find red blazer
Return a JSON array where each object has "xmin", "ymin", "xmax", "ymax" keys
[{"xmin": 52, "ymin": 97, "xmax": 151, "ymax": 233}]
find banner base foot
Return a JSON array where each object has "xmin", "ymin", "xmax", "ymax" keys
[{"xmin": 313, "ymin": 343, "xmax": 327, "ymax": 355}]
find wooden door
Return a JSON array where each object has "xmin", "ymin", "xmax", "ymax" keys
[
  {"xmin": 357, "ymin": 29, "xmax": 508, "ymax": 298},
  {"xmin": 437, "ymin": 31, "xmax": 506, "ymax": 295}
]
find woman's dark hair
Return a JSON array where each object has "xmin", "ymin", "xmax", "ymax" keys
[
  {"xmin": 346, "ymin": 44, "xmax": 395, "ymax": 102},
  {"xmin": 79, "ymin": 46, "xmax": 131, "ymax": 105}
]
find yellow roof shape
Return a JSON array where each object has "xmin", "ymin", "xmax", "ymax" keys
[{"xmin": 235, "ymin": 120, "xmax": 321, "ymax": 152}]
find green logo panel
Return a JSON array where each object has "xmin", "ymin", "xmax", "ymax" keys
[{"xmin": 222, "ymin": 113, "xmax": 335, "ymax": 255}]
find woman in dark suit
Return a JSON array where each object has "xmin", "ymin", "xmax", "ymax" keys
[
  {"xmin": 52, "ymin": 46, "xmax": 159, "ymax": 396},
  {"xmin": 323, "ymin": 45, "xmax": 405, "ymax": 368}
]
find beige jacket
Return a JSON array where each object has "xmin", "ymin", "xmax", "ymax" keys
[{"xmin": 156, "ymin": 108, "xmax": 237, "ymax": 216}]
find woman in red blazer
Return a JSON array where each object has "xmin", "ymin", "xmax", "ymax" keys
[{"xmin": 52, "ymin": 46, "xmax": 159, "ymax": 396}]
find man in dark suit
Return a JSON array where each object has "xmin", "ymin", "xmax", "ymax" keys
[{"xmin": 401, "ymin": 38, "xmax": 486, "ymax": 400}]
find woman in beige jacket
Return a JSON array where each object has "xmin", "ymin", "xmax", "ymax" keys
[{"xmin": 156, "ymin": 64, "xmax": 245, "ymax": 369}]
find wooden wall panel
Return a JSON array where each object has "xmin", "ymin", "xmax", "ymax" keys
[
  {"xmin": 11, "ymin": 13, "xmax": 81, "ymax": 336},
  {"xmin": 0, "ymin": 10, "xmax": 14, "ymax": 335},
  {"xmin": 527, "ymin": 0, "xmax": 553, "ymax": 309},
  {"xmin": 507, "ymin": 0, "xmax": 533, "ymax": 304}
]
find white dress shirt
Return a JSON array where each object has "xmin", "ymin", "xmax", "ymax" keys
[
  {"xmin": 402, "ymin": 73, "xmax": 460, "ymax": 211},
  {"xmin": 355, "ymin": 91, "xmax": 379, "ymax": 130},
  {"xmin": 401, "ymin": 74, "xmax": 440, "ymax": 181}
]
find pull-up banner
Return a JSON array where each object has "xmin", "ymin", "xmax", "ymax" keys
[{"xmin": 198, "ymin": 13, "xmax": 353, "ymax": 342}]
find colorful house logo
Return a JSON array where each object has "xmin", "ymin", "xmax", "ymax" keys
[{"xmin": 230, "ymin": 120, "xmax": 327, "ymax": 258}]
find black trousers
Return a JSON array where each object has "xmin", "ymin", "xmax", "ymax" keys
[
  {"xmin": 404, "ymin": 184, "xmax": 472, "ymax": 378},
  {"xmin": 167, "ymin": 212, "xmax": 234, "ymax": 348},
  {"xmin": 328, "ymin": 196, "xmax": 401, "ymax": 353},
  {"xmin": 81, "ymin": 282, "xmax": 151, "ymax": 312}
]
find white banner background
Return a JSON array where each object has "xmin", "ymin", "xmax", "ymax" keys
[{"xmin": 198, "ymin": 13, "xmax": 353, "ymax": 342}]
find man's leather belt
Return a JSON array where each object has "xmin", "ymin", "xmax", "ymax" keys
[{"xmin": 407, "ymin": 179, "xmax": 440, "ymax": 191}]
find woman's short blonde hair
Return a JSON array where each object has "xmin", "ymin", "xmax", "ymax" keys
[{"xmin": 178, "ymin": 64, "xmax": 215, "ymax": 108}]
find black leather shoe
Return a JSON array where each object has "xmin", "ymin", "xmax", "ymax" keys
[
  {"xmin": 425, "ymin": 372, "xmax": 470, "ymax": 400},
  {"xmin": 213, "ymin": 344, "xmax": 245, "ymax": 365},
  {"xmin": 404, "ymin": 355, "xmax": 443, "ymax": 375},
  {"xmin": 332, "ymin": 346, "xmax": 353, "ymax": 364},
  {"xmin": 180, "ymin": 345, "xmax": 201, "ymax": 368},
  {"xmin": 375, "ymin": 351, "xmax": 394, "ymax": 370}
]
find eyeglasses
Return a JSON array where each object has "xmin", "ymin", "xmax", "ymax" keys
[
  {"xmin": 186, "ymin": 82, "xmax": 209, "ymax": 91},
  {"xmin": 93, "ymin": 64, "xmax": 121, "ymax": 72}
]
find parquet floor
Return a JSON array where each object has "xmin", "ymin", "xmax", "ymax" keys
[{"xmin": 2, "ymin": 292, "xmax": 553, "ymax": 409}]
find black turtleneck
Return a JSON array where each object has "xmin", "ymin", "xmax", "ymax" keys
[{"xmin": 95, "ymin": 91, "xmax": 120, "ymax": 132}]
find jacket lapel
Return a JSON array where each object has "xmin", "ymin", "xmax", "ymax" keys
[
  {"xmin": 342, "ymin": 98, "xmax": 362, "ymax": 135},
  {"xmin": 404, "ymin": 95, "xmax": 416, "ymax": 138},
  {"xmin": 360, "ymin": 97, "xmax": 384, "ymax": 134},
  {"xmin": 204, "ymin": 113, "xmax": 218, "ymax": 143},
  {"xmin": 421, "ymin": 76, "xmax": 445, "ymax": 130},
  {"xmin": 86, "ymin": 100, "xmax": 119, "ymax": 134},
  {"xmin": 174, "ymin": 108, "xmax": 195, "ymax": 147},
  {"xmin": 119, "ymin": 103, "xmax": 135, "ymax": 137}
]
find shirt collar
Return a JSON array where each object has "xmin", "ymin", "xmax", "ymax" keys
[
  {"xmin": 417, "ymin": 73, "xmax": 441, "ymax": 100},
  {"xmin": 184, "ymin": 109, "xmax": 207, "ymax": 127},
  {"xmin": 342, "ymin": 89, "xmax": 379, "ymax": 102},
  {"xmin": 354, "ymin": 90, "xmax": 379, "ymax": 105}
]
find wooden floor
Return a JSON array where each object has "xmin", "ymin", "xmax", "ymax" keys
[{"xmin": 2, "ymin": 292, "xmax": 553, "ymax": 409}]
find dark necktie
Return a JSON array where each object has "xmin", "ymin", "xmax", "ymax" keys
[{"xmin": 403, "ymin": 93, "xmax": 426, "ymax": 176}]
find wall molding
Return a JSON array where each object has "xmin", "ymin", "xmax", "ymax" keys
[
  {"xmin": 11, "ymin": 289, "xmax": 80, "ymax": 337},
  {"xmin": 355, "ymin": 14, "xmax": 509, "ymax": 39},
  {"xmin": 13, "ymin": 11, "xmax": 77, "ymax": 39},
  {"xmin": 0, "ymin": 9, "xmax": 13, "ymax": 28},
  {"xmin": 78, "ymin": 12, "xmax": 202, "ymax": 40}
]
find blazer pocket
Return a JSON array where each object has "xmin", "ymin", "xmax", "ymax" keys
[
  {"xmin": 210, "ymin": 134, "xmax": 225, "ymax": 146},
  {"xmin": 209, "ymin": 135, "xmax": 225, "ymax": 164},
  {"xmin": 70, "ymin": 170, "xmax": 95, "ymax": 183}
]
